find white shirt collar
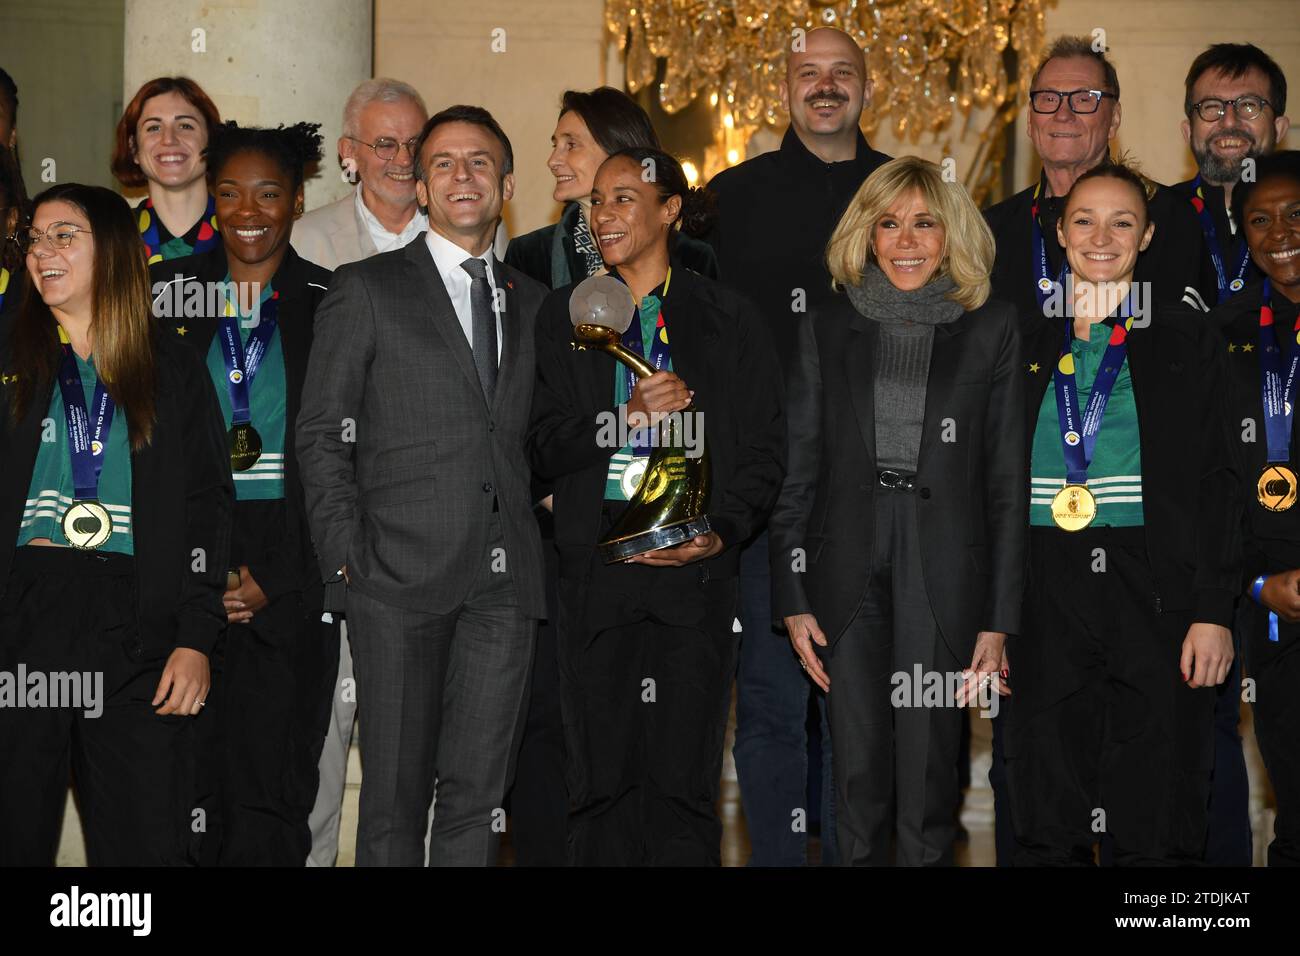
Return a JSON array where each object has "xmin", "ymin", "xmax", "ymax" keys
[
  {"xmin": 354, "ymin": 184, "xmax": 427, "ymax": 253},
  {"xmin": 425, "ymin": 227, "xmax": 496, "ymax": 289}
]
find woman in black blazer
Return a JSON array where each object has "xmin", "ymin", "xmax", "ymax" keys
[
  {"xmin": 505, "ymin": 86, "xmax": 716, "ymax": 287},
  {"xmin": 1007, "ymin": 162, "xmax": 1237, "ymax": 865},
  {"xmin": 1210, "ymin": 149, "xmax": 1300, "ymax": 866},
  {"xmin": 529, "ymin": 147, "xmax": 784, "ymax": 865},
  {"xmin": 769, "ymin": 156, "xmax": 1026, "ymax": 866},
  {"xmin": 150, "ymin": 122, "xmax": 337, "ymax": 866},
  {"xmin": 0, "ymin": 183, "xmax": 232, "ymax": 865}
]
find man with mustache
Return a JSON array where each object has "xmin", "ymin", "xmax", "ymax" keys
[
  {"xmin": 705, "ymin": 25, "xmax": 890, "ymax": 867},
  {"xmin": 1172, "ymin": 43, "xmax": 1290, "ymax": 866},
  {"xmin": 1174, "ymin": 45, "xmax": 1290, "ymax": 307}
]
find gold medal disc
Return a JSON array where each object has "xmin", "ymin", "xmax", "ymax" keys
[
  {"xmin": 62, "ymin": 500, "xmax": 113, "ymax": 550},
  {"xmin": 1258, "ymin": 464, "xmax": 1298, "ymax": 512},
  {"xmin": 229, "ymin": 423, "xmax": 263, "ymax": 472},
  {"xmin": 1051, "ymin": 484, "xmax": 1097, "ymax": 532}
]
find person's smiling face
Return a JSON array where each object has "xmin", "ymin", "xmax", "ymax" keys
[
  {"xmin": 1028, "ymin": 56, "xmax": 1120, "ymax": 172},
  {"xmin": 213, "ymin": 150, "xmax": 299, "ymax": 270},
  {"xmin": 1242, "ymin": 175, "xmax": 1300, "ymax": 301},
  {"xmin": 1057, "ymin": 175, "xmax": 1154, "ymax": 285},
  {"xmin": 415, "ymin": 121, "xmax": 513, "ymax": 247},
  {"xmin": 781, "ymin": 28, "xmax": 870, "ymax": 141},
  {"xmin": 872, "ymin": 188, "xmax": 946, "ymax": 291},
  {"xmin": 26, "ymin": 199, "xmax": 96, "ymax": 315},
  {"xmin": 588, "ymin": 154, "xmax": 678, "ymax": 270},
  {"xmin": 548, "ymin": 110, "xmax": 608, "ymax": 204},
  {"xmin": 132, "ymin": 90, "xmax": 209, "ymax": 190}
]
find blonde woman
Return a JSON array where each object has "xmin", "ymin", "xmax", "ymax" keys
[{"xmin": 768, "ymin": 156, "xmax": 1027, "ymax": 865}]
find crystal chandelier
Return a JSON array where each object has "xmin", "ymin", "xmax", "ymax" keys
[{"xmin": 606, "ymin": 0, "xmax": 1050, "ymax": 197}]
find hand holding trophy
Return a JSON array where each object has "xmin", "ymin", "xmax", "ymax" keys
[{"xmin": 569, "ymin": 273, "xmax": 712, "ymax": 562}]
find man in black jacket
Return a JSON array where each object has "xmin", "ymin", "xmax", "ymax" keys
[
  {"xmin": 1171, "ymin": 42, "xmax": 1290, "ymax": 867},
  {"xmin": 703, "ymin": 24, "xmax": 890, "ymax": 867}
]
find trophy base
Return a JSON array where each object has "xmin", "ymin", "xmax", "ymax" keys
[{"xmin": 599, "ymin": 515, "xmax": 713, "ymax": 564}]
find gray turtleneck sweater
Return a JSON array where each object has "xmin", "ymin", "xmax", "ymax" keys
[{"xmin": 844, "ymin": 264, "xmax": 965, "ymax": 473}]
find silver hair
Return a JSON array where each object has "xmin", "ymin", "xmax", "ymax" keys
[{"xmin": 341, "ymin": 78, "xmax": 428, "ymax": 137}]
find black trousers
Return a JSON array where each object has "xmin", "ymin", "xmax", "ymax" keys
[
  {"xmin": 557, "ymin": 546, "xmax": 739, "ymax": 866},
  {"xmin": 203, "ymin": 595, "xmax": 337, "ymax": 866},
  {"xmin": 1005, "ymin": 527, "xmax": 1215, "ymax": 865},
  {"xmin": 1243, "ymin": 598, "xmax": 1300, "ymax": 866},
  {"xmin": 0, "ymin": 547, "xmax": 196, "ymax": 866},
  {"xmin": 506, "ymin": 526, "xmax": 568, "ymax": 866},
  {"xmin": 822, "ymin": 486, "xmax": 963, "ymax": 866}
]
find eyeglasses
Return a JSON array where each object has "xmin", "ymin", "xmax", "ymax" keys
[
  {"xmin": 21, "ymin": 222, "xmax": 92, "ymax": 253},
  {"xmin": 345, "ymin": 135, "xmax": 420, "ymax": 162},
  {"xmin": 1190, "ymin": 95, "xmax": 1272, "ymax": 122},
  {"xmin": 1029, "ymin": 89, "xmax": 1117, "ymax": 115}
]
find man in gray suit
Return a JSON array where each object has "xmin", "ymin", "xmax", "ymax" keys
[
  {"xmin": 297, "ymin": 105, "xmax": 546, "ymax": 866},
  {"xmin": 295, "ymin": 76, "xmax": 430, "ymax": 869}
]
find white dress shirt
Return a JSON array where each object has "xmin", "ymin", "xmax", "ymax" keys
[
  {"xmin": 424, "ymin": 228, "xmax": 504, "ymax": 361},
  {"xmin": 355, "ymin": 184, "xmax": 428, "ymax": 255}
]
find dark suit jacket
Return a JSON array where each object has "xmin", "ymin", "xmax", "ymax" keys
[
  {"xmin": 0, "ymin": 320, "xmax": 233, "ymax": 657},
  {"xmin": 150, "ymin": 245, "xmax": 330, "ymax": 607},
  {"xmin": 769, "ymin": 296, "xmax": 1027, "ymax": 661},
  {"xmin": 1019, "ymin": 305, "xmax": 1240, "ymax": 626},
  {"xmin": 528, "ymin": 266, "xmax": 786, "ymax": 582},
  {"xmin": 296, "ymin": 233, "xmax": 547, "ymax": 618}
]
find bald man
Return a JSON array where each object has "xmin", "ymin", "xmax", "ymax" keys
[{"xmin": 705, "ymin": 26, "xmax": 890, "ymax": 867}]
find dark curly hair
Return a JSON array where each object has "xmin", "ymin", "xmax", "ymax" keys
[
  {"xmin": 1231, "ymin": 150, "xmax": 1300, "ymax": 231},
  {"xmin": 203, "ymin": 121, "xmax": 324, "ymax": 191}
]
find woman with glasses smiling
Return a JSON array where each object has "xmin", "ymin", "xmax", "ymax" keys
[
  {"xmin": 112, "ymin": 77, "xmax": 223, "ymax": 264},
  {"xmin": 0, "ymin": 184, "xmax": 232, "ymax": 865}
]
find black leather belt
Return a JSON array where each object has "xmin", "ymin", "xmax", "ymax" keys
[{"xmin": 877, "ymin": 470, "xmax": 917, "ymax": 492}]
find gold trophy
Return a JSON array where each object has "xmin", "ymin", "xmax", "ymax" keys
[{"xmin": 569, "ymin": 274, "xmax": 711, "ymax": 563}]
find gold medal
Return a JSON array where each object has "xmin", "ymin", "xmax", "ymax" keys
[
  {"xmin": 229, "ymin": 423, "xmax": 263, "ymax": 472},
  {"xmin": 1258, "ymin": 464, "xmax": 1298, "ymax": 512},
  {"xmin": 62, "ymin": 500, "xmax": 113, "ymax": 550},
  {"xmin": 620, "ymin": 456, "xmax": 648, "ymax": 499},
  {"xmin": 1051, "ymin": 484, "xmax": 1097, "ymax": 532}
]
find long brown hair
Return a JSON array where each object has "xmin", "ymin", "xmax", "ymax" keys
[{"xmin": 10, "ymin": 184, "xmax": 156, "ymax": 448}]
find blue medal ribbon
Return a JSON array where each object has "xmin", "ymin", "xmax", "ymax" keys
[
  {"xmin": 218, "ymin": 284, "xmax": 280, "ymax": 427},
  {"xmin": 1029, "ymin": 180, "xmax": 1059, "ymax": 313},
  {"xmin": 1189, "ymin": 174, "xmax": 1252, "ymax": 304},
  {"xmin": 1053, "ymin": 275, "xmax": 1137, "ymax": 485},
  {"xmin": 1257, "ymin": 279, "xmax": 1300, "ymax": 466},
  {"xmin": 1250, "ymin": 575, "xmax": 1280, "ymax": 643},
  {"xmin": 56, "ymin": 331, "xmax": 116, "ymax": 502}
]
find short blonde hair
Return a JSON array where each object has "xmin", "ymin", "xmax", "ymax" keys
[{"xmin": 826, "ymin": 156, "xmax": 995, "ymax": 311}]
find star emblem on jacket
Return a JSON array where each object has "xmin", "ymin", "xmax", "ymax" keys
[
  {"xmin": 1028, "ymin": 362, "xmax": 1041, "ymax": 373},
  {"xmin": 176, "ymin": 326, "xmax": 188, "ymax": 336}
]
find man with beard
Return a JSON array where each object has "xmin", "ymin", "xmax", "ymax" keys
[
  {"xmin": 1173, "ymin": 44, "xmax": 1290, "ymax": 866},
  {"xmin": 1174, "ymin": 45, "xmax": 1290, "ymax": 307},
  {"xmin": 705, "ymin": 25, "xmax": 890, "ymax": 867}
]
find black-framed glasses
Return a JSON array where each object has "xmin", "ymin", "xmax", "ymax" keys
[
  {"xmin": 1029, "ymin": 88, "xmax": 1117, "ymax": 114},
  {"xmin": 20, "ymin": 222, "xmax": 92, "ymax": 254},
  {"xmin": 345, "ymin": 135, "xmax": 420, "ymax": 161},
  {"xmin": 1191, "ymin": 95, "xmax": 1271, "ymax": 122}
]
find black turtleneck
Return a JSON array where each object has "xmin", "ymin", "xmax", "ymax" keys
[{"xmin": 704, "ymin": 126, "xmax": 891, "ymax": 377}]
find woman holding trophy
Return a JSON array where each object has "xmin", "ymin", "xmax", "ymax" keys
[{"xmin": 529, "ymin": 146, "xmax": 785, "ymax": 865}]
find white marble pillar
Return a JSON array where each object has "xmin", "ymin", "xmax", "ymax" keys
[{"xmin": 123, "ymin": 0, "xmax": 372, "ymax": 209}]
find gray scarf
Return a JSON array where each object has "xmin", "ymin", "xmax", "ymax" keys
[{"xmin": 844, "ymin": 262, "xmax": 965, "ymax": 327}]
